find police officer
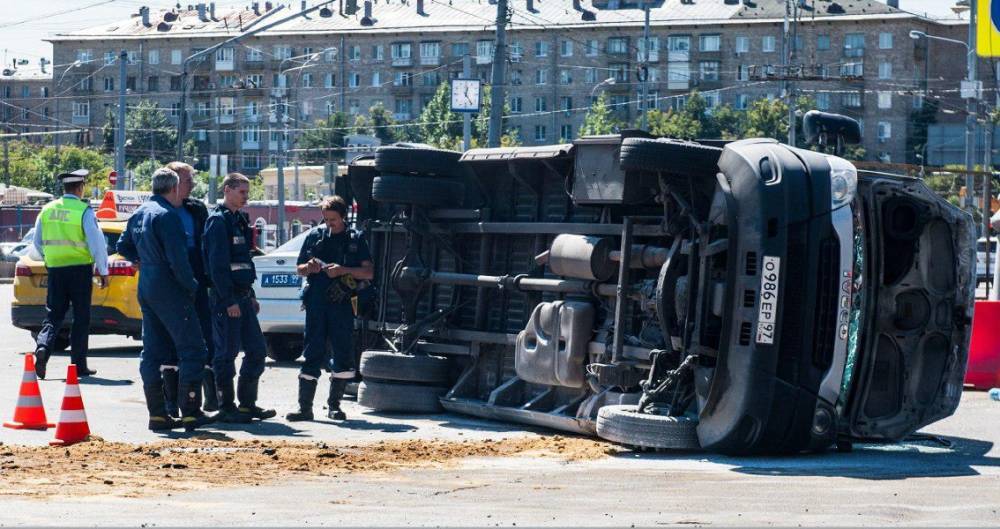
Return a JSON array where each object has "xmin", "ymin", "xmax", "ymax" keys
[
  {"xmin": 203, "ymin": 173, "xmax": 275, "ymax": 423},
  {"xmin": 155, "ymin": 161, "xmax": 218, "ymax": 417},
  {"xmin": 116, "ymin": 168, "xmax": 212, "ymax": 431},
  {"xmin": 32, "ymin": 169, "xmax": 108, "ymax": 380},
  {"xmin": 286, "ymin": 195, "xmax": 373, "ymax": 422}
]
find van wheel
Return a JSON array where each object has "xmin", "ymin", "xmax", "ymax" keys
[
  {"xmin": 372, "ymin": 174, "xmax": 462, "ymax": 208},
  {"xmin": 596, "ymin": 405, "xmax": 701, "ymax": 450},
  {"xmin": 359, "ymin": 350, "xmax": 449, "ymax": 384},
  {"xmin": 265, "ymin": 335, "xmax": 301, "ymax": 362},
  {"xmin": 619, "ymin": 138, "xmax": 723, "ymax": 179},
  {"xmin": 374, "ymin": 146, "xmax": 462, "ymax": 177},
  {"xmin": 357, "ymin": 380, "xmax": 446, "ymax": 413}
]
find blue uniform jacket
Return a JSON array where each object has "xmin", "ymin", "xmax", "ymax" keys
[
  {"xmin": 116, "ymin": 194, "xmax": 198, "ymax": 298},
  {"xmin": 203, "ymin": 205, "xmax": 257, "ymax": 307}
]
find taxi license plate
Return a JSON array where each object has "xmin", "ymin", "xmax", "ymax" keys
[{"xmin": 261, "ymin": 273, "xmax": 300, "ymax": 287}]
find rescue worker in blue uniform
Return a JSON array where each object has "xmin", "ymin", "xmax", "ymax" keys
[
  {"xmin": 203, "ymin": 173, "xmax": 275, "ymax": 423},
  {"xmin": 116, "ymin": 168, "xmax": 212, "ymax": 431},
  {"xmin": 286, "ymin": 195, "xmax": 373, "ymax": 422},
  {"xmin": 32, "ymin": 169, "xmax": 108, "ymax": 379},
  {"xmin": 156, "ymin": 161, "xmax": 218, "ymax": 418}
]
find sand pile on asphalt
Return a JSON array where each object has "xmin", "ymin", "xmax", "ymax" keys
[{"xmin": 0, "ymin": 435, "xmax": 618, "ymax": 498}]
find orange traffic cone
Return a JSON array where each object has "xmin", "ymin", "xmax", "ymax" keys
[
  {"xmin": 3, "ymin": 353, "xmax": 54, "ymax": 430},
  {"xmin": 49, "ymin": 364, "xmax": 91, "ymax": 446}
]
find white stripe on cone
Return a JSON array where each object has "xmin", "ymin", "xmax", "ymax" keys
[
  {"xmin": 57, "ymin": 409, "xmax": 87, "ymax": 423},
  {"xmin": 63, "ymin": 385, "xmax": 81, "ymax": 398}
]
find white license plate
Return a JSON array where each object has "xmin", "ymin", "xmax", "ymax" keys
[{"xmin": 756, "ymin": 255, "xmax": 780, "ymax": 345}]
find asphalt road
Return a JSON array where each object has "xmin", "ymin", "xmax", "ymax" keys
[{"xmin": 1, "ymin": 284, "xmax": 999, "ymax": 526}]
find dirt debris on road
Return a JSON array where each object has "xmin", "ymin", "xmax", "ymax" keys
[{"xmin": 0, "ymin": 435, "xmax": 619, "ymax": 498}]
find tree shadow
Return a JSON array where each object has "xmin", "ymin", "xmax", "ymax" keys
[{"xmin": 611, "ymin": 435, "xmax": 999, "ymax": 480}]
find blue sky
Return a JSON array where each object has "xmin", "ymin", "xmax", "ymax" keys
[{"xmin": 0, "ymin": 0, "xmax": 966, "ymax": 73}]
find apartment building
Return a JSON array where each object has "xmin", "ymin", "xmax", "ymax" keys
[
  {"xmin": 43, "ymin": 0, "xmax": 982, "ymax": 174},
  {"xmin": 0, "ymin": 63, "xmax": 54, "ymax": 144}
]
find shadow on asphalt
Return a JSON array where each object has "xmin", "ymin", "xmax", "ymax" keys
[
  {"xmin": 208, "ymin": 420, "xmax": 310, "ymax": 437},
  {"xmin": 612, "ymin": 434, "xmax": 998, "ymax": 480},
  {"xmin": 313, "ymin": 417, "xmax": 417, "ymax": 432},
  {"xmin": 44, "ymin": 346, "xmax": 142, "ymax": 358},
  {"xmin": 77, "ymin": 376, "xmax": 134, "ymax": 386}
]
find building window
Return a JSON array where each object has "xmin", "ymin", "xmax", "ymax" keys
[
  {"xmin": 72, "ymin": 101, "xmax": 89, "ymax": 118},
  {"xmin": 586, "ymin": 39, "xmax": 599, "ymax": 57},
  {"xmin": 104, "ymin": 77, "xmax": 114, "ymax": 92},
  {"xmin": 349, "ymin": 99, "xmax": 360, "ymax": 114},
  {"xmin": 420, "ymin": 42, "xmax": 440, "ymax": 61},
  {"xmin": 535, "ymin": 97, "xmax": 547, "ymax": 112},
  {"xmin": 877, "ymin": 121, "xmax": 892, "ymax": 140},
  {"xmin": 242, "ymin": 127, "xmax": 260, "ymax": 143},
  {"xmin": 735, "ymin": 36, "xmax": 749, "ymax": 54},
  {"xmin": 559, "ymin": 69, "xmax": 572, "ymax": 85},
  {"xmin": 560, "ymin": 124, "xmax": 573, "ymax": 142},
  {"xmin": 647, "ymin": 68, "xmax": 660, "ymax": 83},
  {"xmin": 349, "ymin": 45, "xmax": 361, "ymax": 61},
  {"xmin": 700, "ymin": 35, "xmax": 721, "ymax": 52},
  {"xmin": 700, "ymin": 61, "xmax": 720, "ymax": 81},
  {"xmin": 324, "ymin": 73, "xmax": 335, "ymax": 88},
  {"xmin": 147, "ymin": 50, "xmax": 159, "ymax": 65},
  {"xmin": 844, "ymin": 33, "xmax": 865, "ymax": 57},
  {"xmin": 607, "ymin": 37, "xmax": 629, "ymax": 55},
  {"xmin": 736, "ymin": 94, "xmax": 749, "ymax": 110},
  {"xmin": 817, "ymin": 93, "xmax": 830, "ymax": 110},
  {"xmin": 535, "ymin": 69, "xmax": 547, "ymax": 85},
  {"xmin": 840, "ymin": 62, "xmax": 864, "ymax": 77},
  {"xmin": 326, "ymin": 101, "xmax": 335, "ymax": 115},
  {"xmin": 560, "ymin": 96, "xmax": 572, "ymax": 113},
  {"xmin": 302, "ymin": 73, "xmax": 313, "ymax": 88},
  {"xmin": 76, "ymin": 49, "xmax": 93, "ymax": 63},
  {"xmin": 104, "ymin": 51, "xmax": 116, "ymax": 65},
  {"xmin": 560, "ymin": 39, "xmax": 573, "ymax": 57},
  {"xmin": 349, "ymin": 72, "xmax": 360, "ymax": 88},
  {"xmin": 705, "ymin": 92, "xmax": 721, "ymax": 108},
  {"xmin": 452, "ymin": 42, "xmax": 468, "ymax": 57},
  {"xmin": 171, "ymin": 49, "xmax": 182, "ymax": 65},
  {"xmin": 667, "ymin": 62, "xmax": 689, "ymax": 90},
  {"xmin": 370, "ymin": 71, "xmax": 380, "ymax": 87},
  {"xmin": 737, "ymin": 64, "xmax": 750, "ymax": 81},
  {"xmin": 510, "ymin": 41, "xmax": 523, "ymax": 62},
  {"xmin": 879, "ymin": 32, "xmax": 893, "ymax": 49},
  {"xmin": 762, "ymin": 36, "xmax": 776, "ymax": 53},
  {"xmin": 391, "ymin": 42, "xmax": 412, "ymax": 60},
  {"xmin": 639, "ymin": 36, "xmax": 659, "ymax": 62},
  {"xmin": 393, "ymin": 71, "xmax": 413, "ymax": 86},
  {"xmin": 817, "ymin": 35, "xmax": 831, "ymax": 50},
  {"xmin": 476, "ymin": 40, "xmax": 494, "ymax": 62},
  {"xmin": 611, "ymin": 63, "xmax": 629, "ymax": 83},
  {"xmin": 126, "ymin": 76, "xmax": 136, "ymax": 91},
  {"xmin": 878, "ymin": 61, "xmax": 892, "ymax": 79},
  {"xmin": 878, "ymin": 91, "xmax": 892, "ymax": 109},
  {"xmin": 273, "ymin": 45, "xmax": 292, "ymax": 60},
  {"xmin": 534, "ymin": 125, "xmax": 547, "ymax": 142},
  {"xmin": 324, "ymin": 48, "xmax": 338, "ymax": 62},
  {"xmin": 535, "ymin": 40, "xmax": 549, "ymax": 57},
  {"xmin": 510, "ymin": 96, "xmax": 522, "ymax": 113},
  {"xmin": 218, "ymin": 97, "xmax": 234, "ymax": 117},
  {"xmin": 170, "ymin": 102, "xmax": 181, "ymax": 117},
  {"xmin": 246, "ymin": 47, "xmax": 264, "ymax": 62},
  {"xmin": 242, "ymin": 154, "xmax": 260, "ymax": 170},
  {"xmin": 842, "ymin": 92, "xmax": 862, "ymax": 108},
  {"xmin": 215, "ymin": 47, "xmax": 234, "ymax": 66},
  {"xmin": 196, "ymin": 102, "xmax": 210, "ymax": 117},
  {"xmin": 585, "ymin": 68, "xmax": 598, "ymax": 84}
]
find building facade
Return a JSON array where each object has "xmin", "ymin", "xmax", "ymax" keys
[
  {"xmin": 41, "ymin": 0, "xmax": 985, "ymax": 175},
  {"xmin": 0, "ymin": 62, "xmax": 53, "ymax": 144}
]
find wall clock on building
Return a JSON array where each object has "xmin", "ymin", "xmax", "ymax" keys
[{"xmin": 450, "ymin": 78, "xmax": 481, "ymax": 113}]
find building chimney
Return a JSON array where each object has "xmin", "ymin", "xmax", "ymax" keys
[
  {"xmin": 301, "ymin": 1, "xmax": 307, "ymax": 11},
  {"xmin": 417, "ymin": 0, "xmax": 425, "ymax": 15},
  {"xmin": 252, "ymin": 2, "xmax": 260, "ymax": 15},
  {"xmin": 360, "ymin": 0, "xmax": 374, "ymax": 25},
  {"xmin": 887, "ymin": 0, "xmax": 899, "ymax": 8},
  {"xmin": 346, "ymin": 0, "xmax": 358, "ymax": 15},
  {"xmin": 209, "ymin": 2, "xmax": 215, "ymax": 19},
  {"xmin": 526, "ymin": 0, "xmax": 535, "ymax": 13},
  {"xmin": 265, "ymin": 2, "xmax": 273, "ymax": 11},
  {"xmin": 140, "ymin": 6, "xmax": 151, "ymax": 26},
  {"xmin": 196, "ymin": 3, "xmax": 207, "ymax": 21}
]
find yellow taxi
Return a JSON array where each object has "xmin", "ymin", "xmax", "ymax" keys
[{"xmin": 11, "ymin": 196, "xmax": 144, "ymax": 350}]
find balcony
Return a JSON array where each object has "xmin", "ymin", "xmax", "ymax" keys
[
  {"xmin": 419, "ymin": 55, "xmax": 440, "ymax": 67},
  {"xmin": 218, "ymin": 114, "xmax": 235, "ymax": 125},
  {"xmin": 215, "ymin": 59, "xmax": 235, "ymax": 72},
  {"xmin": 71, "ymin": 85, "xmax": 92, "ymax": 95},
  {"xmin": 244, "ymin": 58, "xmax": 265, "ymax": 70},
  {"xmin": 271, "ymin": 87, "xmax": 289, "ymax": 98},
  {"xmin": 238, "ymin": 87, "xmax": 266, "ymax": 98},
  {"xmin": 71, "ymin": 115, "xmax": 90, "ymax": 125},
  {"xmin": 241, "ymin": 139, "xmax": 260, "ymax": 150},
  {"xmin": 244, "ymin": 113, "xmax": 261, "ymax": 123},
  {"xmin": 392, "ymin": 56, "xmax": 413, "ymax": 67},
  {"xmin": 476, "ymin": 54, "xmax": 492, "ymax": 65},
  {"xmin": 390, "ymin": 84, "xmax": 413, "ymax": 96}
]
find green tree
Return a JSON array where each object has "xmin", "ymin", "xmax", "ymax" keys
[
  {"xmin": 102, "ymin": 100, "xmax": 177, "ymax": 167},
  {"xmin": 297, "ymin": 112, "xmax": 351, "ymax": 164},
  {"xmin": 579, "ymin": 92, "xmax": 620, "ymax": 136},
  {"xmin": 4, "ymin": 141, "xmax": 112, "ymax": 196},
  {"xmin": 646, "ymin": 108, "xmax": 701, "ymax": 139},
  {"xmin": 710, "ymin": 104, "xmax": 746, "ymax": 140},
  {"xmin": 745, "ymin": 98, "xmax": 789, "ymax": 140},
  {"xmin": 414, "ymin": 82, "xmax": 462, "ymax": 148}
]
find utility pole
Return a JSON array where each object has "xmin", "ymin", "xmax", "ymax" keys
[
  {"xmin": 276, "ymin": 96, "xmax": 287, "ymax": 245},
  {"xmin": 965, "ymin": 0, "xmax": 978, "ymax": 212},
  {"xmin": 462, "ymin": 54, "xmax": 472, "ymax": 151},
  {"xmin": 3, "ymin": 139, "xmax": 8, "ymax": 186},
  {"xmin": 783, "ymin": 0, "xmax": 796, "ymax": 146},
  {"xmin": 293, "ymin": 152, "xmax": 300, "ymax": 201},
  {"xmin": 984, "ymin": 122, "xmax": 993, "ymax": 299},
  {"xmin": 116, "ymin": 49, "xmax": 127, "ymax": 190},
  {"xmin": 639, "ymin": 2, "xmax": 650, "ymax": 130},
  {"xmin": 487, "ymin": 0, "xmax": 508, "ymax": 148}
]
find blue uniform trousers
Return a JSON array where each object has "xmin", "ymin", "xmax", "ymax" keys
[
  {"xmin": 300, "ymin": 295, "xmax": 355, "ymax": 380},
  {"xmin": 36, "ymin": 264, "xmax": 93, "ymax": 366},
  {"xmin": 137, "ymin": 267, "xmax": 207, "ymax": 387},
  {"xmin": 211, "ymin": 295, "xmax": 267, "ymax": 382}
]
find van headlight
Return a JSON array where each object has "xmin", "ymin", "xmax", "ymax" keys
[{"xmin": 827, "ymin": 156, "xmax": 858, "ymax": 210}]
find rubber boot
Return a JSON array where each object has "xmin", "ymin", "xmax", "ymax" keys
[
  {"xmin": 327, "ymin": 378, "xmax": 348, "ymax": 421},
  {"xmin": 215, "ymin": 378, "xmax": 251, "ymax": 423},
  {"xmin": 178, "ymin": 383, "xmax": 214, "ymax": 432},
  {"xmin": 144, "ymin": 383, "xmax": 181, "ymax": 431},
  {"xmin": 202, "ymin": 367, "xmax": 219, "ymax": 412},
  {"xmin": 285, "ymin": 377, "xmax": 318, "ymax": 422},
  {"xmin": 162, "ymin": 368, "xmax": 180, "ymax": 418},
  {"xmin": 237, "ymin": 376, "xmax": 277, "ymax": 420}
]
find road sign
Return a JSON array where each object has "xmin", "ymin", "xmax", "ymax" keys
[
  {"xmin": 979, "ymin": 0, "xmax": 1000, "ymax": 57},
  {"xmin": 108, "ymin": 171, "xmax": 117, "ymax": 185}
]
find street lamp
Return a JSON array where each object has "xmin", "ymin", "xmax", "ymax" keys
[
  {"xmin": 910, "ymin": 28, "xmax": 977, "ymax": 213},
  {"xmin": 590, "ymin": 77, "xmax": 616, "ymax": 98},
  {"xmin": 54, "ymin": 60, "xmax": 83, "ymax": 152}
]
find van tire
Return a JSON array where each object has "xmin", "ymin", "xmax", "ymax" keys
[
  {"xmin": 619, "ymin": 138, "xmax": 722, "ymax": 179},
  {"xmin": 357, "ymin": 380, "xmax": 446, "ymax": 413},
  {"xmin": 374, "ymin": 146, "xmax": 462, "ymax": 177},
  {"xmin": 359, "ymin": 350, "xmax": 450, "ymax": 384},
  {"xmin": 596, "ymin": 404, "xmax": 701, "ymax": 450},
  {"xmin": 372, "ymin": 174, "xmax": 462, "ymax": 208},
  {"xmin": 265, "ymin": 334, "xmax": 302, "ymax": 362}
]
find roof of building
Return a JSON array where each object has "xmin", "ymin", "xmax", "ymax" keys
[
  {"xmin": 0, "ymin": 68, "xmax": 53, "ymax": 82},
  {"xmin": 47, "ymin": 0, "xmax": 932, "ymax": 42}
]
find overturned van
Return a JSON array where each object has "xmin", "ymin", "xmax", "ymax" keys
[{"xmin": 345, "ymin": 115, "xmax": 975, "ymax": 455}]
